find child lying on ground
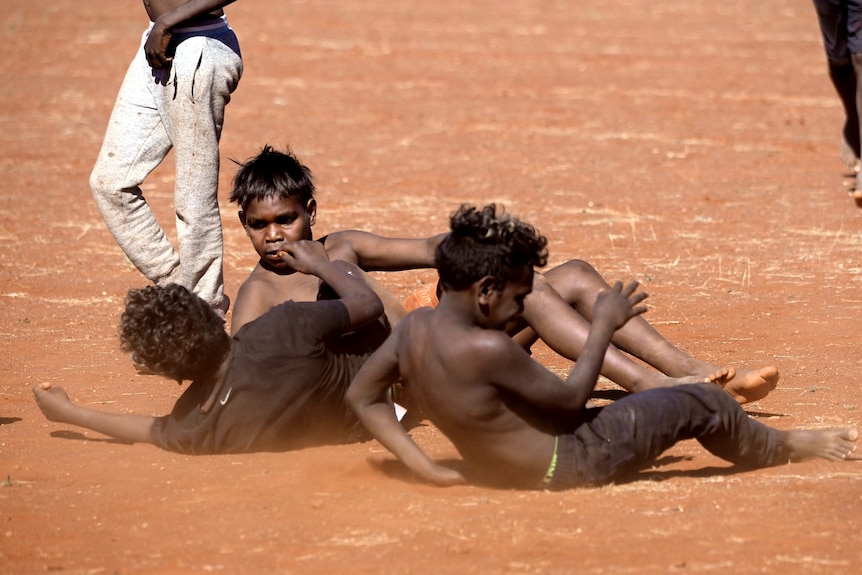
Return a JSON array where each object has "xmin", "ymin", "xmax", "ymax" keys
[{"xmin": 33, "ymin": 241, "xmax": 391, "ymax": 453}]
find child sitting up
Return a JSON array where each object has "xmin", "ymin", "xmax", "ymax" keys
[
  {"xmin": 228, "ymin": 145, "xmax": 778, "ymax": 404},
  {"xmin": 345, "ymin": 204, "xmax": 857, "ymax": 489}
]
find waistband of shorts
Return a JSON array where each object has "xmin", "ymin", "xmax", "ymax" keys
[
  {"xmin": 170, "ymin": 15, "xmax": 229, "ymax": 35},
  {"xmin": 538, "ymin": 436, "xmax": 559, "ymax": 488}
]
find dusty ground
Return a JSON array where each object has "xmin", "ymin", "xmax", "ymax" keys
[{"xmin": 2, "ymin": 1, "xmax": 862, "ymax": 573}]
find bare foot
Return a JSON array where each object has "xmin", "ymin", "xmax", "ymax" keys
[
  {"xmin": 704, "ymin": 367, "xmax": 732, "ymax": 386},
  {"xmin": 840, "ymin": 132, "xmax": 860, "ymax": 172},
  {"xmin": 711, "ymin": 366, "xmax": 779, "ymax": 405},
  {"xmin": 786, "ymin": 428, "xmax": 858, "ymax": 462}
]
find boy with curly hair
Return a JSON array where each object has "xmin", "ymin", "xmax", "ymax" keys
[
  {"xmin": 346, "ymin": 204, "xmax": 858, "ymax": 489},
  {"xmin": 33, "ymin": 241, "xmax": 389, "ymax": 454}
]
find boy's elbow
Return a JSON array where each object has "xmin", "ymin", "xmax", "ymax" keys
[
  {"xmin": 344, "ymin": 382, "xmax": 370, "ymax": 414},
  {"xmin": 360, "ymin": 293, "xmax": 385, "ymax": 322},
  {"xmin": 370, "ymin": 295, "xmax": 385, "ymax": 318},
  {"xmin": 344, "ymin": 386, "xmax": 358, "ymax": 410}
]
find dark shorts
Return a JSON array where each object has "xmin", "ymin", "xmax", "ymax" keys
[
  {"xmin": 813, "ymin": 0, "xmax": 862, "ymax": 62},
  {"xmin": 543, "ymin": 383, "xmax": 788, "ymax": 490}
]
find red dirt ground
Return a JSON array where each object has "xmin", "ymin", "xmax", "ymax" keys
[{"xmin": 2, "ymin": 1, "xmax": 861, "ymax": 573}]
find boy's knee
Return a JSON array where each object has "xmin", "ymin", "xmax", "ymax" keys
[
  {"xmin": 89, "ymin": 164, "xmax": 121, "ymax": 198},
  {"xmin": 553, "ymin": 259, "xmax": 599, "ymax": 280},
  {"xmin": 683, "ymin": 382, "xmax": 736, "ymax": 410},
  {"xmin": 543, "ymin": 259, "xmax": 600, "ymax": 301}
]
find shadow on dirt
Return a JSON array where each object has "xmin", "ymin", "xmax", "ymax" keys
[{"xmin": 49, "ymin": 430, "xmax": 132, "ymax": 445}]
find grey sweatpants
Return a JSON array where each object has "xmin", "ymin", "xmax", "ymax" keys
[{"xmin": 90, "ymin": 18, "xmax": 243, "ymax": 312}]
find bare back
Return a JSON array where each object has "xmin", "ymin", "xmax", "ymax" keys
[{"xmin": 395, "ymin": 308, "xmax": 558, "ymax": 488}]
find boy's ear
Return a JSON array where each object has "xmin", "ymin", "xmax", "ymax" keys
[
  {"xmin": 306, "ymin": 199, "xmax": 317, "ymax": 226},
  {"xmin": 477, "ymin": 276, "xmax": 498, "ymax": 304},
  {"xmin": 237, "ymin": 211, "xmax": 251, "ymax": 236}
]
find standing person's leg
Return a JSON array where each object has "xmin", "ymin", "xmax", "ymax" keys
[
  {"xmin": 844, "ymin": 0, "xmax": 862, "ymax": 199},
  {"xmin": 814, "ymin": 0, "xmax": 861, "ymax": 170},
  {"xmin": 90, "ymin": 29, "xmax": 181, "ymax": 286},
  {"xmin": 158, "ymin": 24, "xmax": 242, "ymax": 313}
]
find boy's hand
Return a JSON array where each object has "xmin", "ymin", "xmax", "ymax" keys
[
  {"xmin": 593, "ymin": 280, "xmax": 648, "ymax": 331},
  {"xmin": 144, "ymin": 23, "xmax": 173, "ymax": 69},
  {"xmin": 32, "ymin": 382, "xmax": 74, "ymax": 423},
  {"xmin": 277, "ymin": 240, "xmax": 331, "ymax": 276}
]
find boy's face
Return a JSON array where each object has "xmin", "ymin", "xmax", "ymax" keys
[
  {"xmin": 482, "ymin": 270, "xmax": 533, "ymax": 331},
  {"xmin": 239, "ymin": 195, "xmax": 316, "ymax": 270}
]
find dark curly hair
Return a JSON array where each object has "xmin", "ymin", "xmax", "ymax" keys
[
  {"xmin": 436, "ymin": 204, "xmax": 548, "ymax": 291},
  {"xmin": 229, "ymin": 145, "xmax": 315, "ymax": 211},
  {"xmin": 119, "ymin": 284, "xmax": 231, "ymax": 382}
]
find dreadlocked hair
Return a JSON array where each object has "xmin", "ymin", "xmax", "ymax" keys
[
  {"xmin": 229, "ymin": 144, "xmax": 315, "ymax": 211},
  {"xmin": 436, "ymin": 204, "xmax": 548, "ymax": 291},
  {"xmin": 119, "ymin": 284, "xmax": 230, "ymax": 382}
]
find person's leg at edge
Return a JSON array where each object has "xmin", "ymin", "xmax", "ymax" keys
[
  {"xmin": 813, "ymin": 0, "xmax": 861, "ymax": 170},
  {"xmin": 89, "ymin": 30, "xmax": 182, "ymax": 286},
  {"xmin": 846, "ymin": 0, "xmax": 862, "ymax": 202}
]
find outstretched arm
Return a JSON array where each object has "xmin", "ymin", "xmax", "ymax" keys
[
  {"xmin": 346, "ymin": 329, "xmax": 465, "ymax": 486},
  {"xmin": 32, "ymin": 383, "xmax": 157, "ymax": 444},
  {"xmin": 324, "ymin": 231, "xmax": 447, "ymax": 271}
]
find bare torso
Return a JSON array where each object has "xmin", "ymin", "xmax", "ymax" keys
[
  {"xmin": 143, "ymin": 0, "xmax": 225, "ymax": 23},
  {"xmin": 397, "ymin": 308, "xmax": 557, "ymax": 488},
  {"xmin": 232, "ymin": 256, "xmax": 406, "ymax": 334}
]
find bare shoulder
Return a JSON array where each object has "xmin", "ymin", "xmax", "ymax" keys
[
  {"xmin": 465, "ymin": 327, "xmax": 522, "ymax": 357},
  {"xmin": 425, "ymin": 311, "xmax": 514, "ymax": 367},
  {"xmin": 396, "ymin": 307, "xmax": 433, "ymax": 337},
  {"xmin": 231, "ymin": 268, "xmax": 288, "ymax": 332}
]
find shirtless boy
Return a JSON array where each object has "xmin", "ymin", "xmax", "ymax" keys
[
  {"xmin": 229, "ymin": 146, "xmax": 778, "ymax": 404},
  {"xmin": 90, "ymin": 1, "xmax": 242, "ymax": 316},
  {"xmin": 228, "ymin": 145, "xmax": 444, "ymax": 334},
  {"xmin": 345, "ymin": 204, "xmax": 858, "ymax": 489}
]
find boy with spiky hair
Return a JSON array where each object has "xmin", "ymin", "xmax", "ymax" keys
[
  {"xmin": 228, "ymin": 145, "xmax": 444, "ymax": 334},
  {"xmin": 346, "ymin": 204, "xmax": 857, "ymax": 489}
]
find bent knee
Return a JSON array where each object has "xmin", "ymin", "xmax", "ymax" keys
[
  {"xmin": 89, "ymin": 165, "xmax": 120, "ymax": 198},
  {"xmin": 543, "ymin": 259, "xmax": 603, "ymax": 301}
]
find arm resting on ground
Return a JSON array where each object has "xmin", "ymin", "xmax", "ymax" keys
[
  {"xmin": 33, "ymin": 383, "xmax": 157, "ymax": 445},
  {"xmin": 346, "ymin": 333, "xmax": 464, "ymax": 486}
]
